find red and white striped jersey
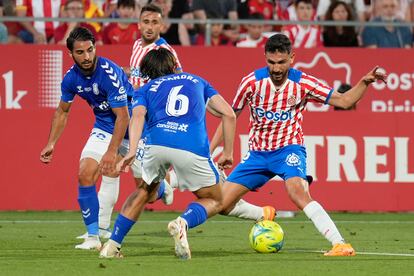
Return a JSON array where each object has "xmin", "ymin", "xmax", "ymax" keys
[
  {"xmin": 283, "ymin": 25, "xmax": 322, "ymax": 49},
  {"xmin": 232, "ymin": 67, "xmax": 333, "ymax": 151},
  {"xmin": 16, "ymin": 0, "xmax": 63, "ymax": 39},
  {"xmin": 129, "ymin": 37, "xmax": 182, "ymax": 88},
  {"xmin": 236, "ymin": 36, "xmax": 268, "ymax": 48}
]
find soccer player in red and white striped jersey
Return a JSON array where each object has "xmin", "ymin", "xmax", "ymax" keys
[
  {"xmin": 211, "ymin": 33, "xmax": 387, "ymax": 257},
  {"xmin": 128, "ymin": 3, "xmax": 182, "ymax": 89}
]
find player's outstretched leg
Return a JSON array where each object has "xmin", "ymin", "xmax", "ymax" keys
[
  {"xmin": 227, "ymin": 199, "xmax": 276, "ymax": 221},
  {"xmin": 285, "ymin": 177, "xmax": 355, "ymax": 256}
]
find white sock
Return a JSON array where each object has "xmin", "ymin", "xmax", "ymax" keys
[
  {"xmin": 168, "ymin": 169, "xmax": 178, "ymax": 189},
  {"xmin": 98, "ymin": 176, "xmax": 120, "ymax": 229},
  {"xmin": 303, "ymin": 201, "xmax": 345, "ymax": 245},
  {"xmin": 227, "ymin": 199, "xmax": 263, "ymax": 220}
]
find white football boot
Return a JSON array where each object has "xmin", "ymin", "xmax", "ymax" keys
[
  {"xmin": 99, "ymin": 240, "xmax": 123, "ymax": 258},
  {"xmin": 167, "ymin": 217, "xmax": 191, "ymax": 260},
  {"xmin": 75, "ymin": 235, "xmax": 102, "ymax": 250}
]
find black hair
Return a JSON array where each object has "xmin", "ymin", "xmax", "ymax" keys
[
  {"xmin": 295, "ymin": 0, "xmax": 313, "ymax": 7},
  {"xmin": 66, "ymin": 27, "xmax": 95, "ymax": 52},
  {"xmin": 140, "ymin": 3, "xmax": 163, "ymax": 17},
  {"xmin": 248, "ymin": 12, "xmax": 265, "ymax": 20},
  {"xmin": 117, "ymin": 0, "xmax": 135, "ymax": 9},
  {"xmin": 265, "ymin": 33, "xmax": 292, "ymax": 54},
  {"xmin": 140, "ymin": 48, "xmax": 176, "ymax": 80}
]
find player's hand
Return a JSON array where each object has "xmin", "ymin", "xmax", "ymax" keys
[
  {"xmin": 217, "ymin": 154, "xmax": 233, "ymax": 170},
  {"xmin": 40, "ymin": 145, "xmax": 54, "ymax": 163},
  {"xmin": 99, "ymin": 150, "xmax": 117, "ymax": 175},
  {"xmin": 363, "ymin": 66, "xmax": 387, "ymax": 85},
  {"xmin": 117, "ymin": 153, "xmax": 135, "ymax": 173}
]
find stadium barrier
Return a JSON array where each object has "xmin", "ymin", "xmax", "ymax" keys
[{"xmin": 1, "ymin": 45, "xmax": 413, "ymax": 211}]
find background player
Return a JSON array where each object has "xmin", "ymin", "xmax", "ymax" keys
[{"xmin": 210, "ymin": 33, "xmax": 387, "ymax": 257}]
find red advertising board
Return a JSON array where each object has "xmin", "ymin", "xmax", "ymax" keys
[{"xmin": 0, "ymin": 45, "xmax": 413, "ymax": 211}]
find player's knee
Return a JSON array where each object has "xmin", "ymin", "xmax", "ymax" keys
[{"xmin": 78, "ymin": 170, "xmax": 95, "ymax": 185}]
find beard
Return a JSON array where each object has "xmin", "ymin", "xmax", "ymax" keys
[{"xmin": 74, "ymin": 56, "xmax": 97, "ymax": 75}]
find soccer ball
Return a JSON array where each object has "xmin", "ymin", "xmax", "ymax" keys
[{"xmin": 249, "ymin": 220, "xmax": 284, "ymax": 253}]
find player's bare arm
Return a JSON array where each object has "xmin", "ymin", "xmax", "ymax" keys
[
  {"xmin": 207, "ymin": 95, "xmax": 237, "ymax": 169},
  {"xmin": 118, "ymin": 106, "xmax": 147, "ymax": 172},
  {"xmin": 100, "ymin": 106, "xmax": 129, "ymax": 175},
  {"xmin": 327, "ymin": 66, "xmax": 387, "ymax": 109},
  {"xmin": 40, "ymin": 100, "xmax": 72, "ymax": 163},
  {"xmin": 210, "ymin": 109, "xmax": 242, "ymax": 157}
]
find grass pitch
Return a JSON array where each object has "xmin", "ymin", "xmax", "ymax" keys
[{"xmin": 0, "ymin": 211, "xmax": 413, "ymax": 276}]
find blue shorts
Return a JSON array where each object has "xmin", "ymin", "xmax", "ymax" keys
[{"xmin": 227, "ymin": 145, "xmax": 308, "ymax": 190}]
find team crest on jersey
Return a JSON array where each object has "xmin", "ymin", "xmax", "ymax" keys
[
  {"xmin": 77, "ymin": 86, "xmax": 83, "ymax": 93},
  {"xmin": 285, "ymin": 153, "xmax": 301, "ymax": 166},
  {"xmin": 287, "ymin": 95, "xmax": 296, "ymax": 106},
  {"xmin": 93, "ymin": 83, "xmax": 99, "ymax": 95}
]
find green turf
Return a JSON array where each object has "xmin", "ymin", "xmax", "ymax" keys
[{"xmin": 0, "ymin": 212, "xmax": 413, "ymax": 276}]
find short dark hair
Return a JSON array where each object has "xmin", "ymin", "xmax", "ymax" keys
[
  {"xmin": 295, "ymin": 0, "xmax": 313, "ymax": 7},
  {"xmin": 117, "ymin": 0, "xmax": 135, "ymax": 9},
  {"xmin": 66, "ymin": 27, "xmax": 95, "ymax": 51},
  {"xmin": 140, "ymin": 3, "xmax": 163, "ymax": 17},
  {"xmin": 265, "ymin": 33, "xmax": 292, "ymax": 54},
  {"xmin": 140, "ymin": 48, "xmax": 176, "ymax": 80}
]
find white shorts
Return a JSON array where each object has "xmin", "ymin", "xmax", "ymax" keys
[
  {"xmin": 142, "ymin": 145, "xmax": 219, "ymax": 192},
  {"xmin": 80, "ymin": 128, "xmax": 144, "ymax": 178}
]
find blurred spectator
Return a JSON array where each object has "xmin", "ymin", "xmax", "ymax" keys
[
  {"xmin": 152, "ymin": 0, "xmax": 191, "ymax": 45},
  {"xmin": 283, "ymin": 0, "xmax": 322, "ymax": 48},
  {"xmin": 371, "ymin": 0, "xmax": 412, "ymax": 21},
  {"xmin": 317, "ymin": 0, "xmax": 367, "ymax": 22},
  {"xmin": 334, "ymin": 83, "xmax": 356, "ymax": 110},
  {"xmin": 15, "ymin": 0, "xmax": 64, "ymax": 43},
  {"xmin": 323, "ymin": 1, "xmax": 359, "ymax": 47},
  {"xmin": 191, "ymin": 0, "xmax": 240, "ymax": 43},
  {"xmin": 53, "ymin": 0, "xmax": 102, "ymax": 44},
  {"xmin": 236, "ymin": 12, "xmax": 268, "ymax": 47},
  {"xmin": 82, "ymin": 0, "xmax": 105, "ymax": 32},
  {"xmin": 194, "ymin": 18, "xmax": 234, "ymax": 46},
  {"xmin": 0, "ymin": 0, "xmax": 8, "ymax": 43},
  {"xmin": 237, "ymin": 0, "xmax": 274, "ymax": 32},
  {"xmin": 102, "ymin": 0, "xmax": 140, "ymax": 44},
  {"xmin": 362, "ymin": 0, "xmax": 412, "ymax": 48}
]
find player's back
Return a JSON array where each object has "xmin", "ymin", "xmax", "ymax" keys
[{"xmin": 134, "ymin": 72, "xmax": 218, "ymax": 158}]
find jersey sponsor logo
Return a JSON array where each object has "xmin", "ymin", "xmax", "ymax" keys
[
  {"xmin": 84, "ymin": 87, "xmax": 92, "ymax": 92},
  {"xmin": 114, "ymin": 93, "xmax": 127, "ymax": 101},
  {"xmin": 156, "ymin": 121, "xmax": 189, "ymax": 133},
  {"xmin": 97, "ymin": 101, "xmax": 110, "ymax": 111},
  {"xmin": 285, "ymin": 153, "xmax": 301, "ymax": 166},
  {"xmin": 255, "ymin": 107, "xmax": 292, "ymax": 122},
  {"xmin": 93, "ymin": 83, "xmax": 99, "ymax": 95}
]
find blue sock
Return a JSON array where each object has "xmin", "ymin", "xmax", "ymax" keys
[
  {"xmin": 77, "ymin": 185, "xmax": 99, "ymax": 236},
  {"xmin": 110, "ymin": 214, "xmax": 136, "ymax": 245},
  {"xmin": 155, "ymin": 180, "xmax": 166, "ymax": 200},
  {"xmin": 180, "ymin": 202, "xmax": 208, "ymax": 229}
]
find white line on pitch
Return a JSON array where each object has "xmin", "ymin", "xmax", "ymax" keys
[{"xmin": 288, "ymin": 249, "xmax": 414, "ymax": 257}]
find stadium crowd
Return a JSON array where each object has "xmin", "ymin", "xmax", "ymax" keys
[{"xmin": 0, "ymin": 0, "xmax": 413, "ymax": 47}]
